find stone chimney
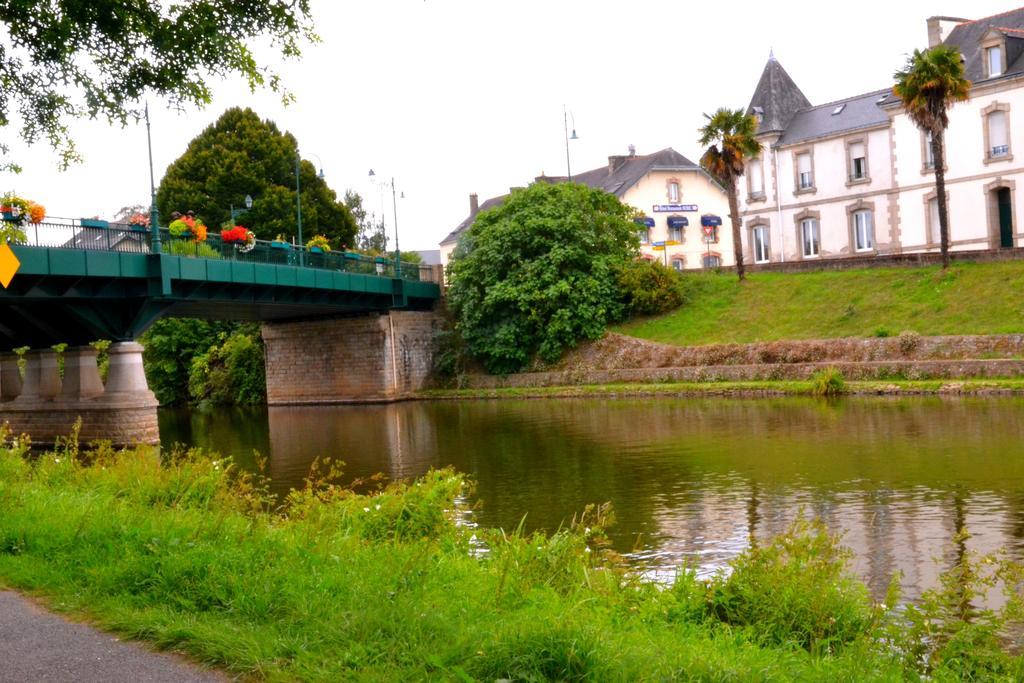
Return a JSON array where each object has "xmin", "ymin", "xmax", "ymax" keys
[
  {"xmin": 608, "ymin": 155, "xmax": 629, "ymax": 173},
  {"xmin": 469, "ymin": 193, "xmax": 479, "ymax": 218},
  {"xmin": 927, "ymin": 16, "xmax": 969, "ymax": 47}
]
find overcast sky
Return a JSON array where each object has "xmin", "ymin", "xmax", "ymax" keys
[{"xmin": 0, "ymin": 1, "xmax": 1015, "ymax": 251}]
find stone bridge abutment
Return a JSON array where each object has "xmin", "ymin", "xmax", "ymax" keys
[{"xmin": 262, "ymin": 311, "xmax": 439, "ymax": 405}]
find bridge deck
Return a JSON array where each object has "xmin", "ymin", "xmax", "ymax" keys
[{"xmin": 0, "ymin": 226, "xmax": 440, "ymax": 347}]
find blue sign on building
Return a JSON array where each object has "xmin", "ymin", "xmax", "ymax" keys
[{"xmin": 653, "ymin": 204, "xmax": 698, "ymax": 213}]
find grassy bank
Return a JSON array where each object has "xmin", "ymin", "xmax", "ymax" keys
[
  {"xmin": 1, "ymin": 434, "xmax": 1024, "ymax": 679},
  {"xmin": 418, "ymin": 378, "xmax": 1024, "ymax": 401},
  {"xmin": 617, "ymin": 262, "xmax": 1024, "ymax": 346}
]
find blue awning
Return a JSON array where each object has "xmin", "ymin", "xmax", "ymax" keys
[
  {"xmin": 667, "ymin": 216, "xmax": 688, "ymax": 229},
  {"xmin": 634, "ymin": 217, "xmax": 655, "ymax": 228},
  {"xmin": 701, "ymin": 214, "xmax": 722, "ymax": 227}
]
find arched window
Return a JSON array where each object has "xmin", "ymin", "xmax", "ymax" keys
[
  {"xmin": 702, "ymin": 254, "xmax": 722, "ymax": 269},
  {"xmin": 671, "ymin": 258, "xmax": 684, "ymax": 272}
]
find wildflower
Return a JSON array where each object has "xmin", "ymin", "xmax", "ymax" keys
[
  {"xmin": 879, "ymin": 603, "xmax": 888, "ymax": 611},
  {"xmin": 375, "ymin": 504, "xmax": 381, "ymax": 511},
  {"xmin": 584, "ymin": 547, "xmax": 592, "ymax": 553},
  {"xmin": 363, "ymin": 507, "xmax": 370, "ymax": 512}
]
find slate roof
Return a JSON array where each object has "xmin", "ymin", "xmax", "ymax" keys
[
  {"xmin": 943, "ymin": 8, "xmax": 1024, "ymax": 82},
  {"xmin": 441, "ymin": 147, "xmax": 706, "ymax": 246},
  {"xmin": 414, "ymin": 249, "xmax": 441, "ymax": 266},
  {"xmin": 746, "ymin": 55, "xmax": 811, "ymax": 135},
  {"xmin": 777, "ymin": 89, "xmax": 892, "ymax": 146}
]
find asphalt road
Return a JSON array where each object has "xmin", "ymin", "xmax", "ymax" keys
[{"xmin": 0, "ymin": 591, "xmax": 226, "ymax": 682}]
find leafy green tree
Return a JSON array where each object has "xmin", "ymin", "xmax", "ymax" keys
[
  {"xmin": 698, "ymin": 108, "xmax": 762, "ymax": 282},
  {"xmin": 894, "ymin": 46, "xmax": 971, "ymax": 269},
  {"xmin": 0, "ymin": 0, "xmax": 315, "ymax": 170},
  {"xmin": 157, "ymin": 107, "xmax": 357, "ymax": 247},
  {"xmin": 140, "ymin": 318, "xmax": 236, "ymax": 405},
  {"xmin": 344, "ymin": 190, "xmax": 388, "ymax": 253},
  {"xmin": 188, "ymin": 325, "xmax": 266, "ymax": 405},
  {"xmin": 446, "ymin": 182, "xmax": 638, "ymax": 374}
]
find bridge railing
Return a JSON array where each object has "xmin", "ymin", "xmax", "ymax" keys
[{"xmin": 8, "ymin": 220, "xmax": 428, "ymax": 282}]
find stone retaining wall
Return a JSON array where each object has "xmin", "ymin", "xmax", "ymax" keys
[
  {"xmin": 467, "ymin": 359, "xmax": 1024, "ymax": 389},
  {"xmin": 730, "ymin": 246, "xmax": 1024, "ymax": 274},
  {"xmin": 544, "ymin": 333, "xmax": 1024, "ymax": 371}
]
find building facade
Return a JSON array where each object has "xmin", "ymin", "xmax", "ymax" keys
[
  {"xmin": 441, "ymin": 148, "xmax": 732, "ymax": 272},
  {"xmin": 738, "ymin": 10, "xmax": 1024, "ymax": 265}
]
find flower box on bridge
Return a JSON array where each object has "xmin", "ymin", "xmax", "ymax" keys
[
  {"xmin": 270, "ymin": 241, "xmax": 292, "ymax": 250},
  {"xmin": 80, "ymin": 219, "xmax": 109, "ymax": 229}
]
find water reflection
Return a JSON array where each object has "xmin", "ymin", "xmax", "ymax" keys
[{"xmin": 160, "ymin": 396, "xmax": 1024, "ymax": 599}]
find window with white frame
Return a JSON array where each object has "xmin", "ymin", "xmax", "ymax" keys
[
  {"xmin": 749, "ymin": 159, "xmax": 764, "ymax": 197},
  {"xmin": 853, "ymin": 210, "xmax": 874, "ymax": 251},
  {"xmin": 797, "ymin": 153, "xmax": 813, "ymax": 190},
  {"xmin": 800, "ymin": 218, "xmax": 820, "ymax": 257},
  {"xmin": 923, "ymin": 131, "xmax": 935, "ymax": 169},
  {"xmin": 929, "ymin": 197, "xmax": 941, "ymax": 244},
  {"xmin": 671, "ymin": 258, "xmax": 684, "ymax": 272},
  {"xmin": 753, "ymin": 225, "xmax": 770, "ymax": 264},
  {"xmin": 988, "ymin": 45, "xmax": 1003, "ymax": 78},
  {"xmin": 703, "ymin": 254, "xmax": 721, "ymax": 268},
  {"xmin": 988, "ymin": 110, "xmax": 1010, "ymax": 158},
  {"xmin": 668, "ymin": 181, "xmax": 680, "ymax": 203},
  {"xmin": 668, "ymin": 225, "xmax": 683, "ymax": 242},
  {"xmin": 849, "ymin": 142, "xmax": 867, "ymax": 180},
  {"xmin": 638, "ymin": 228, "xmax": 650, "ymax": 244}
]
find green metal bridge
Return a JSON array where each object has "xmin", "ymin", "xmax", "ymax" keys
[{"xmin": 0, "ymin": 220, "xmax": 441, "ymax": 347}]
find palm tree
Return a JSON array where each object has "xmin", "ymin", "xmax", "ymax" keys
[
  {"xmin": 698, "ymin": 108, "xmax": 762, "ymax": 281},
  {"xmin": 894, "ymin": 46, "xmax": 971, "ymax": 269}
]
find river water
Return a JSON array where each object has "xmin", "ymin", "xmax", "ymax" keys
[{"xmin": 159, "ymin": 396, "xmax": 1024, "ymax": 599}]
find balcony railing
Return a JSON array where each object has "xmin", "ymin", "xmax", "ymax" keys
[{"xmin": 5, "ymin": 218, "xmax": 428, "ymax": 282}]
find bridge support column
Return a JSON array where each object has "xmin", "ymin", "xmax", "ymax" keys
[
  {"xmin": 60, "ymin": 346, "xmax": 105, "ymax": 400},
  {"xmin": 0, "ymin": 352, "xmax": 21, "ymax": 401},
  {"xmin": 262, "ymin": 311, "xmax": 440, "ymax": 405},
  {"xmin": 0, "ymin": 342, "xmax": 158, "ymax": 446}
]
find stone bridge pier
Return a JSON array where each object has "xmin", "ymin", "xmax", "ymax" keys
[
  {"xmin": 262, "ymin": 311, "xmax": 440, "ymax": 405},
  {"xmin": 0, "ymin": 342, "xmax": 159, "ymax": 446}
]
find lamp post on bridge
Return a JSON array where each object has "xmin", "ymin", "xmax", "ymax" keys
[
  {"xmin": 294, "ymin": 150, "xmax": 325, "ymax": 267},
  {"xmin": 230, "ymin": 194, "xmax": 253, "ymax": 225},
  {"xmin": 368, "ymin": 169, "xmax": 403, "ymax": 278},
  {"xmin": 144, "ymin": 103, "xmax": 161, "ymax": 254}
]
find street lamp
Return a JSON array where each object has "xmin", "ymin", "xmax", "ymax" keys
[
  {"xmin": 144, "ymin": 102, "xmax": 161, "ymax": 254},
  {"xmin": 564, "ymin": 105, "xmax": 579, "ymax": 181},
  {"xmin": 230, "ymin": 194, "xmax": 253, "ymax": 224},
  {"xmin": 296, "ymin": 152, "xmax": 326, "ymax": 266},
  {"xmin": 368, "ymin": 168, "xmax": 402, "ymax": 278}
]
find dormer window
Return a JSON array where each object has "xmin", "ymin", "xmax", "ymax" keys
[
  {"xmin": 667, "ymin": 179, "xmax": 681, "ymax": 203},
  {"xmin": 988, "ymin": 45, "xmax": 1003, "ymax": 78}
]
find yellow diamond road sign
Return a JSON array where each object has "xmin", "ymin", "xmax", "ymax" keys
[{"xmin": 0, "ymin": 241, "xmax": 20, "ymax": 289}]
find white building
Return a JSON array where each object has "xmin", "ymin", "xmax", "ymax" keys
[
  {"xmin": 440, "ymin": 148, "xmax": 732, "ymax": 272},
  {"xmin": 739, "ymin": 10, "xmax": 1024, "ymax": 264}
]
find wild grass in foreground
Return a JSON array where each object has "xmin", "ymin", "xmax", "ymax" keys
[{"xmin": 1, "ymin": 430, "xmax": 1023, "ymax": 681}]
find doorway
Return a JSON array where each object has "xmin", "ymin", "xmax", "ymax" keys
[{"xmin": 998, "ymin": 187, "xmax": 1014, "ymax": 248}]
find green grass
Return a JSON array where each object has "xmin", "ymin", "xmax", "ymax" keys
[
  {"xmin": 2, "ymin": 433, "xmax": 1024, "ymax": 680},
  {"xmin": 617, "ymin": 262, "xmax": 1024, "ymax": 346},
  {"xmin": 417, "ymin": 378, "xmax": 1024, "ymax": 401}
]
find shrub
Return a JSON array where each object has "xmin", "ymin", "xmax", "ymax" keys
[
  {"xmin": 188, "ymin": 326, "xmax": 266, "ymax": 405},
  {"xmin": 446, "ymin": 183, "xmax": 638, "ymax": 374},
  {"xmin": 615, "ymin": 259, "xmax": 684, "ymax": 318},
  {"xmin": 898, "ymin": 330, "xmax": 922, "ymax": 356},
  {"xmin": 811, "ymin": 367, "xmax": 845, "ymax": 396},
  {"xmin": 873, "ymin": 326, "xmax": 892, "ymax": 338},
  {"xmin": 707, "ymin": 516, "xmax": 876, "ymax": 654}
]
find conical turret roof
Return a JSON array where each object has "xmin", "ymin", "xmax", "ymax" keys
[{"xmin": 746, "ymin": 55, "xmax": 811, "ymax": 135}]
